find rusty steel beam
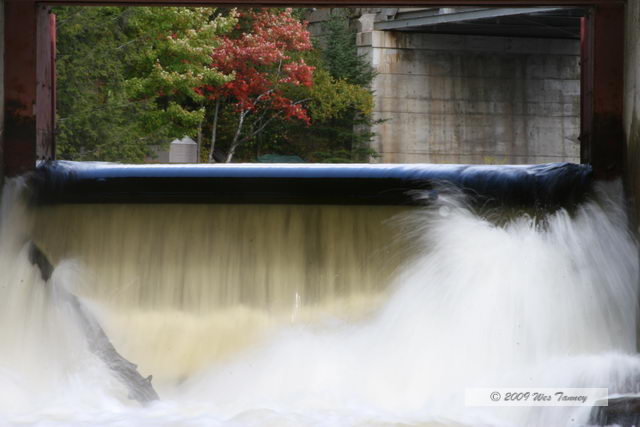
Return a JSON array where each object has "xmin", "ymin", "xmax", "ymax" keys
[
  {"xmin": 36, "ymin": 9, "xmax": 56, "ymax": 162},
  {"xmin": 3, "ymin": 0, "xmax": 55, "ymax": 177},
  {"xmin": 37, "ymin": 0, "xmax": 623, "ymax": 5},
  {"xmin": 4, "ymin": 1, "xmax": 38, "ymax": 177},
  {"xmin": 580, "ymin": 15, "xmax": 592, "ymax": 164},
  {"xmin": 580, "ymin": 3, "xmax": 625, "ymax": 179}
]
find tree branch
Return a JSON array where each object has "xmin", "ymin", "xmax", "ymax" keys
[
  {"xmin": 225, "ymin": 110, "xmax": 247, "ymax": 163},
  {"xmin": 208, "ymin": 98, "xmax": 221, "ymax": 163}
]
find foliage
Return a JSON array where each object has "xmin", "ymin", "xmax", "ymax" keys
[
  {"xmin": 200, "ymin": 9, "xmax": 315, "ymax": 162},
  {"xmin": 125, "ymin": 8, "xmax": 237, "ymax": 141},
  {"xmin": 322, "ymin": 9, "xmax": 376, "ymax": 87},
  {"xmin": 55, "ymin": 7, "xmax": 235, "ymax": 162},
  {"xmin": 55, "ymin": 7, "xmax": 153, "ymax": 162},
  {"xmin": 290, "ymin": 9, "xmax": 379, "ymax": 163},
  {"xmin": 306, "ymin": 68, "xmax": 372, "ymax": 121},
  {"xmin": 220, "ymin": 9, "xmax": 379, "ymax": 163},
  {"xmin": 54, "ymin": 6, "xmax": 379, "ymax": 164}
]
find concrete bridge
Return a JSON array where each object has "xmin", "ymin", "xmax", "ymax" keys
[{"xmin": 311, "ymin": 7, "xmax": 584, "ymax": 164}]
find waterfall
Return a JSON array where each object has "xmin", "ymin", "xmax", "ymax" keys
[{"xmin": 1, "ymin": 175, "xmax": 639, "ymax": 426}]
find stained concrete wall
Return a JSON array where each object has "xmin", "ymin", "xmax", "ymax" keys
[
  {"xmin": 626, "ymin": 0, "xmax": 640, "ymax": 224},
  {"xmin": 358, "ymin": 29, "xmax": 581, "ymax": 164}
]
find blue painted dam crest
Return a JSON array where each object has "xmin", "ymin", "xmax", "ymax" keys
[{"xmin": 0, "ymin": 162, "xmax": 639, "ymax": 426}]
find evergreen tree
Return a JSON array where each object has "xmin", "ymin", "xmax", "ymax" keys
[
  {"xmin": 125, "ymin": 8, "xmax": 237, "ymax": 152},
  {"xmin": 322, "ymin": 9, "xmax": 376, "ymax": 87},
  {"xmin": 55, "ymin": 7, "xmax": 156, "ymax": 162},
  {"xmin": 289, "ymin": 8, "xmax": 379, "ymax": 163}
]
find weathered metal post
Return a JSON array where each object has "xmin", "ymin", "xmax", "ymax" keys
[
  {"xmin": 580, "ymin": 2, "xmax": 625, "ymax": 179},
  {"xmin": 3, "ymin": 0, "xmax": 55, "ymax": 177}
]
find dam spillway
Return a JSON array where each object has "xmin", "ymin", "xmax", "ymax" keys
[{"xmin": 1, "ymin": 161, "xmax": 640, "ymax": 426}]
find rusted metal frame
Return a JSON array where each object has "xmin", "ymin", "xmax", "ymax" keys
[
  {"xmin": 3, "ymin": 0, "xmax": 54, "ymax": 177},
  {"xmin": 36, "ymin": 9, "xmax": 56, "ymax": 162},
  {"xmin": 52, "ymin": 13, "xmax": 57, "ymax": 160},
  {"xmin": 4, "ymin": 1, "xmax": 37, "ymax": 177},
  {"xmin": 35, "ymin": 0, "xmax": 624, "ymax": 5},
  {"xmin": 580, "ymin": 3, "xmax": 625, "ymax": 179},
  {"xmin": 580, "ymin": 15, "xmax": 592, "ymax": 164},
  {"xmin": 2, "ymin": 0, "xmax": 626, "ymax": 178}
]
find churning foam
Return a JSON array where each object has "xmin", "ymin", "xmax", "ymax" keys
[{"xmin": 1, "ymin": 177, "xmax": 640, "ymax": 426}]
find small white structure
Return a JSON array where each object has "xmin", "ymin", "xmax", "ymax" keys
[{"xmin": 152, "ymin": 136, "xmax": 199, "ymax": 163}]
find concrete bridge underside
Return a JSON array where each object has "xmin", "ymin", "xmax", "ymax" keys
[{"xmin": 351, "ymin": 7, "xmax": 583, "ymax": 164}]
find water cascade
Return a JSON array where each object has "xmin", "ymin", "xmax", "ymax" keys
[{"xmin": 1, "ymin": 161, "xmax": 639, "ymax": 426}]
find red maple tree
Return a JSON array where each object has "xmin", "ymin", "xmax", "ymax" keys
[{"xmin": 199, "ymin": 9, "xmax": 315, "ymax": 162}]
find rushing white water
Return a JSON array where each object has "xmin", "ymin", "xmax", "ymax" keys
[{"xmin": 1, "ymin": 177, "xmax": 640, "ymax": 426}]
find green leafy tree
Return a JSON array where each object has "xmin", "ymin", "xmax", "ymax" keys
[
  {"xmin": 314, "ymin": 10, "xmax": 379, "ymax": 162},
  {"xmin": 253, "ymin": 9, "xmax": 378, "ymax": 163},
  {"xmin": 125, "ymin": 8, "xmax": 238, "ymax": 151},
  {"xmin": 55, "ymin": 6, "xmax": 378, "ymax": 164},
  {"xmin": 55, "ymin": 7, "xmax": 156, "ymax": 162},
  {"xmin": 202, "ymin": 8, "xmax": 315, "ymax": 163},
  {"xmin": 55, "ymin": 7, "xmax": 236, "ymax": 162}
]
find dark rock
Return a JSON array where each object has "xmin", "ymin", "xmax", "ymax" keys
[
  {"xmin": 590, "ymin": 396, "xmax": 640, "ymax": 426},
  {"xmin": 28, "ymin": 242, "xmax": 159, "ymax": 405}
]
